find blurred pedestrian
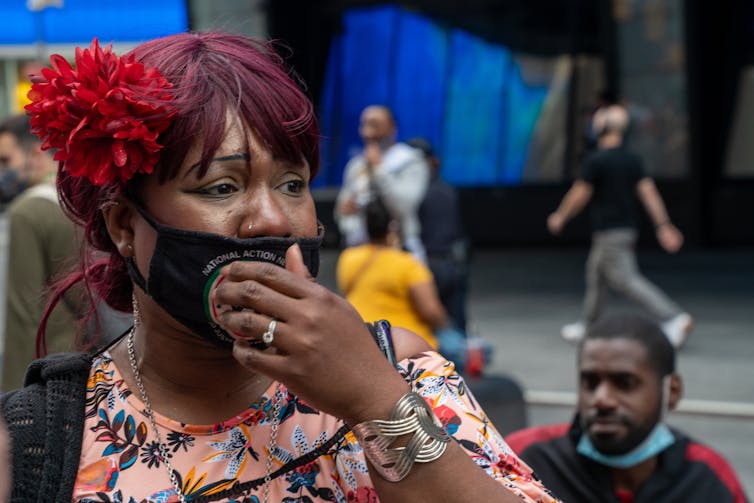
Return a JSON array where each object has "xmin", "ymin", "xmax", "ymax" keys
[
  {"xmin": 0, "ymin": 114, "xmax": 83, "ymax": 391},
  {"xmin": 337, "ymin": 197, "xmax": 448, "ymax": 350},
  {"xmin": 0, "ymin": 116, "xmax": 32, "ymax": 206},
  {"xmin": 410, "ymin": 137, "xmax": 470, "ymax": 333},
  {"xmin": 547, "ymin": 104, "xmax": 693, "ymax": 348},
  {"xmin": 334, "ymin": 105, "xmax": 429, "ymax": 261}
]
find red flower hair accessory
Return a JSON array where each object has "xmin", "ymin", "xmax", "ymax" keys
[{"xmin": 25, "ymin": 38, "xmax": 175, "ymax": 186}]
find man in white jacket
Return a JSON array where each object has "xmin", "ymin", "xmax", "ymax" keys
[{"xmin": 335, "ymin": 105, "xmax": 429, "ymax": 262}]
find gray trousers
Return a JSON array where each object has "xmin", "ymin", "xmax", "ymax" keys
[{"xmin": 583, "ymin": 228, "xmax": 681, "ymax": 322}]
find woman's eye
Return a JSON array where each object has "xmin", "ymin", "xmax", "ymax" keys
[
  {"xmin": 199, "ymin": 183, "xmax": 238, "ymax": 196},
  {"xmin": 280, "ymin": 179, "xmax": 306, "ymax": 195}
]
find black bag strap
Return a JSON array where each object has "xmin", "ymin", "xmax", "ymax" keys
[
  {"xmin": 192, "ymin": 423, "xmax": 352, "ymax": 502},
  {"xmin": 1, "ymin": 353, "xmax": 91, "ymax": 503},
  {"xmin": 366, "ymin": 319, "xmax": 398, "ymax": 369},
  {"xmin": 196, "ymin": 321, "xmax": 398, "ymax": 501}
]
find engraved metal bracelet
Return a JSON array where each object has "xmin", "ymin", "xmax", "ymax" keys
[{"xmin": 351, "ymin": 391, "xmax": 451, "ymax": 482}]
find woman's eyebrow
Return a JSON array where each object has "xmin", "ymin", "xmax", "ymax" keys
[
  {"xmin": 271, "ymin": 155, "xmax": 309, "ymax": 173},
  {"xmin": 184, "ymin": 153, "xmax": 251, "ymax": 178}
]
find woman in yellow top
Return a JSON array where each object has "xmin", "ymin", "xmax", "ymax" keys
[{"xmin": 337, "ymin": 197, "xmax": 448, "ymax": 347}]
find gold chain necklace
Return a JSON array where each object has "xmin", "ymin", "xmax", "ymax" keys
[{"xmin": 126, "ymin": 329, "xmax": 283, "ymax": 503}]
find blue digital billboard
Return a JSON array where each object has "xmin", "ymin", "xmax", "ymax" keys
[
  {"xmin": 318, "ymin": 5, "xmax": 553, "ymax": 188},
  {"xmin": 0, "ymin": 0, "xmax": 188, "ymax": 45}
]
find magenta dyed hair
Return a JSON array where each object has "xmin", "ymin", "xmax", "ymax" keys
[{"xmin": 38, "ymin": 32, "xmax": 321, "ymax": 355}]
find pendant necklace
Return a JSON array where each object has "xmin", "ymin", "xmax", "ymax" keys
[{"xmin": 127, "ymin": 329, "xmax": 283, "ymax": 503}]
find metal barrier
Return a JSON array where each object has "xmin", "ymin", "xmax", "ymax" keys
[{"xmin": 525, "ymin": 390, "xmax": 754, "ymax": 420}]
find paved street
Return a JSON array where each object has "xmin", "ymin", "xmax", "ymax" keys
[{"xmin": 318, "ymin": 245, "xmax": 754, "ymax": 496}]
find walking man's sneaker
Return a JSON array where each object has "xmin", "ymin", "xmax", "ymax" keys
[
  {"xmin": 662, "ymin": 312, "xmax": 694, "ymax": 348},
  {"xmin": 561, "ymin": 322, "xmax": 586, "ymax": 343}
]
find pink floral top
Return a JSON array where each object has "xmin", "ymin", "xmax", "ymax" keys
[{"xmin": 74, "ymin": 351, "xmax": 559, "ymax": 502}]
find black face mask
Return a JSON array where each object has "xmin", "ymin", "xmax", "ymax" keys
[
  {"xmin": 125, "ymin": 205, "xmax": 323, "ymax": 348},
  {"xmin": 0, "ymin": 169, "xmax": 28, "ymax": 204}
]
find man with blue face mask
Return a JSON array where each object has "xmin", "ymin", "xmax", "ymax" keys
[{"xmin": 505, "ymin": 314, "xmax": 749, "ymax": 503}]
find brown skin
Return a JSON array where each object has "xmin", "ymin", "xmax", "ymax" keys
[
  {"xmin": 578, "ymin": 338, "xmax": 682, "ymax": 493},
  {"xmin": 635, "ymin": 178, "xmax": 684, "ymax": 253},
  {"xmin": 408, "ymin": 280, "xmax": 448, "ymax": 331},
  {"xmin": 547, "ymin": 180, "xmax": 593, "ymax": 235},
  {"xmin": 0, "ymin": 133, "xmax": 26, "ymax": 173},
  {"xmin": 103, "ymin": 117, "xmax": 520, "ymax": 501},
  {"xmin": 0, "ymin": 132, "xmax": 57, "ymax": 187},
  {"xmin": 360, "ymin": 106, "xmax": 394, "ymax": 171},
  {"xmin": 358, "ymin": 105, "xmax": 396, "ymax": 147},
  {"xmin": 547, "ymin": 177, "xmax": 684, "ymax": 255}
]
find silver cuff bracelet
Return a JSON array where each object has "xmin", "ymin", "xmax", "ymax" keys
[{"xmin": 352, "ymin": 391, "xmax": 451, "ymax": 482}]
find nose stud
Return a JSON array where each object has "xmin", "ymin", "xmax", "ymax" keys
[{"xmin": 248, "ymin": 222, "xmax": 254, "ymax": 232}]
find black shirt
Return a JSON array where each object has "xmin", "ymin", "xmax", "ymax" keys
[
  {"xmin": 506, "ymin": 419, "xmax": 749, "ymax": 503},
  {"xmin": 581, "ymin": 147, "xmax": 646, "ymax": 231},
  {"xmin": 418, "ymin": 174, "xmax": 463, "ymax": 256}
]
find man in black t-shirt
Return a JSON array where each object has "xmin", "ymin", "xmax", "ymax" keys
[{"xmin": 547, "ymin": 104, "xmax": 693, "ymax": 348}]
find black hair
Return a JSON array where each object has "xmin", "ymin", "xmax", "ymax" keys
[
  {"xmin": 579, "ymin": 313, "xmax": 675, "ymax": 377},
  {"xmin": 365, "ymin": 196, "xmax": 393, "ymax": 240},
  {"xmin": 597, "ymin": 89, "xmax": 618, "ymax": 106},
  {"xmin": 0, "ymin": 114, "xmax": 36, "ymax": 148},
  {"xmin": 407, "ymin": 137, "xmax": 440, "ymax": 173},
  {"xmin": 406, "ymin": 137, "xmax": 434, "ymax": 159}
]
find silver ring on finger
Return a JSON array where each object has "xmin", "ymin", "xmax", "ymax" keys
[{"xmin": 262, "ymin": 319, "xmax": 277, "ymax": 345}]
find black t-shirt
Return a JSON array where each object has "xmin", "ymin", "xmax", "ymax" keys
[
  {"xmin": 508, "ymin": 421, "xmax": 749, "ymax": 503},
  {"xmin": 581, "ymin": 147, "xmax": 646, "ymax": 231}
]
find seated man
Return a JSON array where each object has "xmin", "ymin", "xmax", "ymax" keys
[{"xmin": 505, "ymin": 314, "xmax": 749, "ymax": 503}]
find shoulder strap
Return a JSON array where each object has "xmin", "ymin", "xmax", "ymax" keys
[
  {"xmin": 192, "ymin": 423, "xmax": 352, "ymax": 502},
  {"xmin": 1, "ymin": 352, "xmax": 91, "ymax": 502}
]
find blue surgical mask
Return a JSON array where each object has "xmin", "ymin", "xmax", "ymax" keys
[
  {"xmin": 577, "ymin": 422, "xmax": 675, "ymax": 468},
  {"xmin": 577, "ymin": 375, "xmax": 676, "ymax": 468}
]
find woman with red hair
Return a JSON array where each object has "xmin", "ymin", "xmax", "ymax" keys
[{"xmin": 1, "ymin": 32, "xmax": 558, "ymax": 503}]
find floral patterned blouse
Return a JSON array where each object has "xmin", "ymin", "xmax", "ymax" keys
[{"xmin": 74, "ymin": 351, "xmax": 559, "ymax": 503}]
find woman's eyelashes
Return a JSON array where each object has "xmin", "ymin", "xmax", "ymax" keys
[
  {"xmin": 277, "ymin": 177, "xmax": 306, "ymax": 197},
  {"xmin": 191, "ymin": 160, "xmax": 308, "ymax": 199},
  {"xmin": 196, "ymin": 180, "xmax": 240, "ymax": 197}
]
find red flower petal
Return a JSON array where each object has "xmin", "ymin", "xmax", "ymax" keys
[{"xmin": 25, "ymin": 38, "xmax": 175, "ymax": 187}]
